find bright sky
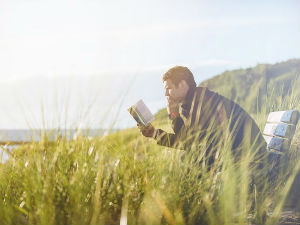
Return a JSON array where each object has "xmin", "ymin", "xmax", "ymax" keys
[
  {"xmin": 0, "ymin": 0, "xmax": 299, "ymax": 81},
  {"xmin": 0, "ymin": 0, "xmax": 299, "ymax": 129}
]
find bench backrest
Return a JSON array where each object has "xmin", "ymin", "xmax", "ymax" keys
[{"xmin": 263, "ymin": 110, "xmax": 299, "ymax": 153}]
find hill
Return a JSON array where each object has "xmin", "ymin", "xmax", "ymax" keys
[{"xmin": 200, "ymin": 59, "xmax": 300, "ymax": 113}]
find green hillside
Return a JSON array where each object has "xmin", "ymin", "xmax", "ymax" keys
[
  {"xmin": 200, "ymin": 59, "xmax": 300, "ymax": 114},
  {"xmin": 155, "ymin": 59, "xmax": 300, "ymax": 125}
]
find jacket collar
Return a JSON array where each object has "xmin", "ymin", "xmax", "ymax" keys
[{"xmin": 180, "ymin": 86, "xmax": 197, "ymax": 118}]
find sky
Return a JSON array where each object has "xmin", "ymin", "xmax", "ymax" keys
[{"xmin": 0, "ymin": 0, "xmax": 299, "ymax": 129}]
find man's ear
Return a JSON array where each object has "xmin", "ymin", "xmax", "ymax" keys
[{"xmin": 179, "ymin": 80, "xmax": 189, "ymax": 90}]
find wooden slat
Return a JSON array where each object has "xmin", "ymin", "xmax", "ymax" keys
[
  {"xmin": 263, "ymin": 135, "xmax": 290, "ymax": 152},
  {"xmin": 267, "ymin": 110, "xmax": 299, "ymax": 124},
  {"xmin": 263, "ymin": 123, "xmax": 295, "ymax": 138}
]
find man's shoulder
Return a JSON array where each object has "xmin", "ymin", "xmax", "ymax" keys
[
  {"xmin": 196, "ymin": 86, "xmax": 233, "ymax": 102},
  {"xmin": 195, "ymin": 86, "xmax": 221, "ymax": 100},
  {"xmin": 195, "ymin": 86, "xmax": 244, "ymax": 112},
  {"xmin": 195, "ymin": 86, "xmax": 217, "ymax": 95}
]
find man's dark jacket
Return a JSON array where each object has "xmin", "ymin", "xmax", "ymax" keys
[{"xmin": 153, "ymin": 86, "xmax": 267, "ymax": 163}]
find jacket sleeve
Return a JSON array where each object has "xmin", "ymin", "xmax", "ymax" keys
[{"xmin": 153, "ymin": 116, "xmax": 185, "ymax": 148}]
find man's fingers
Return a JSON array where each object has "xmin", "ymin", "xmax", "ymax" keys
[{"xmin": 137, "ymin": 122, "xmax": 154, "ymax": 137}]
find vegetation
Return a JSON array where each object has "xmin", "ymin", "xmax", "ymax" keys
[
  {"xmin": 0, "ymin": 59, "xmax": 299, "ymax": 225},
  {"xmin": 200, "ymin": 59, "xmax": 300, "ymax": 114}
]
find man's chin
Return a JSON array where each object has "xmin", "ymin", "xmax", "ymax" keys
[
  {"xmin": 167, "ymin": 98, "xmax": 178, "ymax": 103},
  {"xmin": 172, "ymin": 100, "xmax": 181, "ymax": 105}
]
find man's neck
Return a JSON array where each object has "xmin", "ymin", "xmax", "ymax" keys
[
  {"xmin": 182, "ymin": 86, "xmax": 196, "ymax": 104},
  {"xmin": 179, "ymin": 86, "xmax": 197, "ymax": 118}
]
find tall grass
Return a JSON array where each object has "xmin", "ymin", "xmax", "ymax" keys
[{"xmin": 0, "ymin": 79, "xmax": 299, "ymax": 225}]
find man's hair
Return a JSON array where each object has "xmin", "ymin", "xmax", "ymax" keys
[{"xmin": 162, "ymin": 66, "xmax": 197, "ymax": 89}]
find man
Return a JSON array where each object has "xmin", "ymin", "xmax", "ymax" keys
[{"xmin": 138, "ymin": 66, "xmax": 267, "ymax": 164}]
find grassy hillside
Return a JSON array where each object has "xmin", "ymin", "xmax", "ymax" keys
[
  {"xmin": 0, "ymin": 59, "xmax": 299, "ymax": 225},
  {"xmin": 201, "ymin": 59, "xmax": 300, "ymax": 114}
]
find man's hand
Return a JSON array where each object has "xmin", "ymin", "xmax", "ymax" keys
[{"xmin": 137, "ymin": 123, "xmax": 155, "ymax": 138}]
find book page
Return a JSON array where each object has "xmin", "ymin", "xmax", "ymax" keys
[{"xmin": 128, "ymin": 99, "xmax": 154, "ymax": 126}]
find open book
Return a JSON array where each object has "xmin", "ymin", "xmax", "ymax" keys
[{"xmin": 128, "ymin": 100, "xmax": 154, "ymax": 126}]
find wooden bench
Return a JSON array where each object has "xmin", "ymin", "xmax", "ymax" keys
[{"xmin": 263, "ymin": 110, "xmax": 299, "ymax": 153}]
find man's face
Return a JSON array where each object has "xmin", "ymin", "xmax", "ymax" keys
[{"xmin": 163, "ymin": 79, "xmax": 189, "ymax": 103}]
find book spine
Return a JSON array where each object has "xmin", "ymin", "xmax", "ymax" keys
[{"xmin": 135, "ymin": 108, "xmax": 147, "ymax": 126}]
